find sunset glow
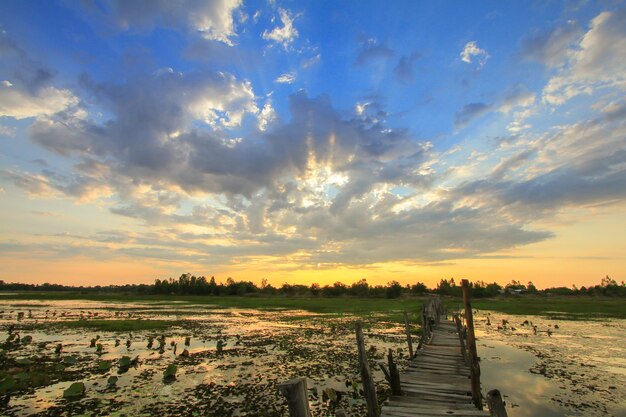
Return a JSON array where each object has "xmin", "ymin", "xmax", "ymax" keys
[{"xmin": 1, "ymin": 1, "xmax": 625, "ymax": 289}]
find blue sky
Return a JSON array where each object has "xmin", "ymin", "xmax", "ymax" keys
[{"xmin": 1, "ymin": 1, "xmax": 625, "ymax": 287}]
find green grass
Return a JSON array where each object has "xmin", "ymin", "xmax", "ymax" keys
[
  {"xmin": 57, "ymin": 319, "xmax": 173, "ymax": 332},
  {"xmin": 470, "ymin": 296, "xmax": 626, "ymax": 320},
  {"xmin": 1, "ymin": 292, "xmax": 625, "ymax": 320},
  {"xmin": 0, "ymin": 292, "xmax": 428, "ymax": 314}
]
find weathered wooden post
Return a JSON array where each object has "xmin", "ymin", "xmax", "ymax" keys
[
  {"xmin": 461, "ymin": 279, "xmax": 482, "ymax": 410},
  {"xmin": 420, "ymin": 303, "xmax": 430, "ymax": 345},
  {"xmin": 453, "ymin": 313, "xmax": 468, "ymax": 364},
  {"xmin": 387, "ymin": 349, "xmax": 401, "ymax": 395},
  {"xmin": 403, "ymin": 311, "xmax": 414, "ymax": 358},
  {"xmin": 278, "ymin": 377, "xmax": 312, "ymax": 417},
  {"xmin": 379, "ymin": 349, "xmax": 402, "ymax": 395},
  {"xmin": 486, "ymin": 389, "xmax": 509, "ymax": 417},
  {"xmin": 355, "ymin": 322, "xmax": 379, "ymax": 417},
  {"xmin": 335, "ymin": 409, "xmax": 348, "ymax": 417}
]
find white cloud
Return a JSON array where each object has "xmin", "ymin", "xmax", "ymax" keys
[
  {"xmin": 275, "ymin": 72, "xmax": 296, "ymax": 84},
  {"xmin": 0, "ymin": 82, "xmax": 78, "ymax": 120},
  {"xmin": 543, "ymin": 10, "xmax": 626, "ymax": 105},
  {"xmin": 261, "ymin": 8, "xmax": 299, "ymax": 50},
  {"xmin": 301, "ymin": 53, "xmax": 321, "ymax": 68},
  {"xmin": 460, "ymin": 41, "xmax": 490, "ymax": 66},
  {"xmin": 186, "ymin": 74, "xmax": 259, "ymax": 129},
  {"xmin": 257, "ymin": 100, "xmax": 276, "ymax": 131}
]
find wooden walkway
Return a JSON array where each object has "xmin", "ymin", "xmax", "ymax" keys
[
  {"xmin": 381, "ymin": 318, "xmax": 490, "ymax": 417},
  {"xmin": 278, "ymin": 280, "xmax": 508, "ymax": 417}
]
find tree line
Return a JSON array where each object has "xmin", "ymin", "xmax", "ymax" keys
[{"xmin": 0, "ymin": 275, "xmax": 624, "ymax": 298}]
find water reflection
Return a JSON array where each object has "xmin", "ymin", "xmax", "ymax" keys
[
  {"xmin": 480, "ymin": 338, "xmax": 570, "ymax": 417},
  {"xmin": 477, "ymin": 311, "xmax": 626, "ymax": 417}
]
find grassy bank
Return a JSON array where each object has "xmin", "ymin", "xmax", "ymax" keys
[{"xmin": 0, "ymin": 292, "xmax": 624, "ymax": 319}]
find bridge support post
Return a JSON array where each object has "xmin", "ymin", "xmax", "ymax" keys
[
  {"xmin": 453, "ymin": 313, "xmax": 468, "ymax": 364},
  {"xmin": 355, "ymin": 322, "xmax": 379, "ymax": 417},
  {"xmin": 486, "ymin": 389, "xmax": 509, "ymax": 417},
  {"xmin": 278, "ymin": 377, "xmax": 312, "ymax": 417},
  {"xmin": 403, "ymin": 311, "xmax": 414, "ymax": 358}
]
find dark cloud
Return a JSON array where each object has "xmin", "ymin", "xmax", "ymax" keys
[
  {"xmin": 490, "ymin": 149, "xmax": 535, "ymax": 180},
  {"xmin": 354, "ymin": 41, "xmax": 394, "ymax": 66},
  {"xmin": 520, "ymin": 20, "xmax": 581, "ymax": 67},
  {"xmin": 455, "ymin": 115, "xmax": 626, "ymax": 218},
  {"xmin": 77, "ymin": 0, "xmax": 242, "ymax": 44},
  {"xmin": 0, "ymin": 31, "xmax": 56, "ymax": 94},
  {"xmin": 454, "ymin": 102, "xmax": 492, "ymax": 129},
  {"xmin": 393, "ymin": 52, "xmax": 421, "ymax": 83}
]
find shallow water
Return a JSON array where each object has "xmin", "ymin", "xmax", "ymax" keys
[
  {"xmin": 0, "ymin": 300, "xmax": 408, "ymax": 416},
  {"xmin": 1, "ymin": 300, "xmax": 625, "ymax": 417},
  {"xmin": 477, "ymin": 310, "xmax": 626, "ymax": 417}
]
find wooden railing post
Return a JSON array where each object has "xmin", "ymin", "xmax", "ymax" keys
[
  {"xmin": 462, "ymin": 279, "xmax": 482, "ymax": 410},
  {"xmin": 278, "ymin": 377, "xmax": 312, "ymax": 417},
  {"xmin": 355, "ymin": 322, "xmax": 379, "ymax": 417},
  {"xmin": 486, "ymin": 389, "xmax": 509, "ymax": 417},
  {"xmin": 403, "ymin": 311, "xmax": 414, "ymax": 358},
  {"xmin": 453, "ymin": 313, "xmax": 468, "ymax": 364}
]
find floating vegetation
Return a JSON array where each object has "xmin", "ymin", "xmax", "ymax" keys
[
  {"xmin": 97, "ymin": 360, "xmax": 111, "ymax": 371},
  {"xmin": 63, "ymin": 382, "xmax": 85, "ymax": 399},
  {"xmin": 163, "ymin": 364, "xmax": 177, "ymax": 382},
  {"xmin": 0, "ymin": 300, "xmax": 416, "ymax": 417},
  {"xmin": 107, "ymin": 375, "xmax": 118, "ymax": 387}
]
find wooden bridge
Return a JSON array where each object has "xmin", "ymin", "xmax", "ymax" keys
[
  {"xmin": 379, "ymin": 294, "xmax": 495, "ymax": 416},
  {"xmin": 278, "ymin": 279, "xmax": 508, "ymax": 417}
]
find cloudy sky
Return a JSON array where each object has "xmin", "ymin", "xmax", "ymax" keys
[{"xmin": 1, "ymin": 1, "xmax": 625, "ymax": 288}]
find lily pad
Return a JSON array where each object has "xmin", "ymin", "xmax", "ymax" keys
[
  {"xmin": 163, "ymin": 364, "xmax": 177, "ymax": 381},
  {"xmin": 107, "ymin": 376, "xmax": 118, "ymax": 387},
  {"xmin": 118, "ymin": 356, "xmax": 131, "ymax": 369},
  {"xmin": 64, "ymin": 356, "xmax": 78, "ymax": 365},
  {"xmin": 63, "ymin": 382, "xmax": 86, "ymax": 399},
  {"xmin": 15, "ymin": 357, "xmax": 34, "ymax": 366},
  {"xmin": 0, "ymin": 375, "xmax": 15, "ymax": 395},
  {"xmin": 98, "ymin": 361, "xmax": 111, "ymax": 371}
]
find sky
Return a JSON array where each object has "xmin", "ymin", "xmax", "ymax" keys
[{"xmin": 0, "ymin": 1, "xmax": 625, "ymax": 289}]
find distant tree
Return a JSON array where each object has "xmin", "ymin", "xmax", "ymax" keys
[
  {"xmin": 386, "ymin": 281, "xmax": 403, "ymax": 298},
  {"xmin": 309, "ymin": 283, "xmax": 321, "ymax": 296},
  {"xmin": 410, "ymin": 282, "xmax": 428, "ymax": 294},
  {"xmin": 350, "ymin": 279, "xmax": 370, "ymax": 297}
]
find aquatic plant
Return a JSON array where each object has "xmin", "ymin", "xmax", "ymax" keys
[
  {"xmin": 118, "ymin": 356, "xmax": 132, "ymax": 372},
  {"xmin": 63, "ymin": 382, "xmax": 85, "ymax": 399},
  {"xmin": 163, "ymin": 364, "xmax": 177, "ymax": 382},
  {"xmin": 63, "ymin": 356, "xmax": 77, "ymax": 365},
  {"xmin": 98, "ymin": 360, "xmax": 111, "ymax": 371},
  {"xmin": 107, "ymin": 376, "xmax": 118, "ymax": 387}
]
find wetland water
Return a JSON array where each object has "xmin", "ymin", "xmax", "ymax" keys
[
  {"xmin": 0, "ymin": 300, "xmax": 624, "ymax": 416},
  {"xmin": 476, "ymin": 310, "xmax": 626, "ymax": 417}
]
